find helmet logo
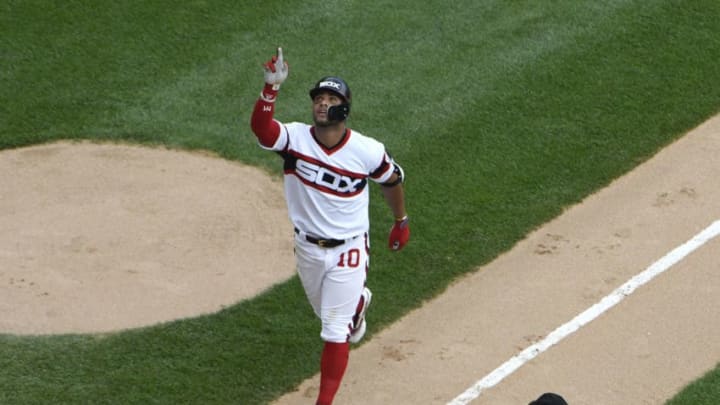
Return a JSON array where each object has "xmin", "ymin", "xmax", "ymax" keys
[{"xmin": 318, "ymin": 81, "xmax": 341, "ymax": 90}]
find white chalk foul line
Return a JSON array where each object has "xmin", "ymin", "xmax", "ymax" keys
[{"xmin": 448, "ymin": 220, "xmax": 720, "ymax": 405}]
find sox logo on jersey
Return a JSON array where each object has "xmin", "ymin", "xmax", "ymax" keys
[
  {"xmin": 284, "ymin": 151, "xmax": 369, "ymax": 197},
  {"xmin": 295, "ymin": 159, "xmax": 366, "ymax": 195}
]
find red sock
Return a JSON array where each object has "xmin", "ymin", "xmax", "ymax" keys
[{"xmin": 316, "ymin": 341, "xmax": 350, "ymax": 405}]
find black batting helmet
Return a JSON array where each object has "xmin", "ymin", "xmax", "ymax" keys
[
  {"xmin": 309, "ymin": 76, "xmax": 352, "ymax": 104},
  {"xmin": 309, "ymin": 76, "xmax": 352, "ymax": 121}
]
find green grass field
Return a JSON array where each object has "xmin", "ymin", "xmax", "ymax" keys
[{"xmin": 2, "ymin": 0, "xmax": 720, "ymax": 403}]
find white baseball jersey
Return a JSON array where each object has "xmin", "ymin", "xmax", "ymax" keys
[{"xmin": 261, "ymin": 122, "xmax": 395, "ymax": 239}]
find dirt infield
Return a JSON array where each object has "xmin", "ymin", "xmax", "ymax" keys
[
  {"xmin": 0, "ymin": 141, "xmax": 294, "ymax": 334},
  {"xmin": 1, "ymin": 114, "xmax": 718, "ymax": 404}
]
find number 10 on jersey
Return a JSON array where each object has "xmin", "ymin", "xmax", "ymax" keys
[{"xmin": 337, "ymin": 248, "xmax": 361, "ymax": 268}]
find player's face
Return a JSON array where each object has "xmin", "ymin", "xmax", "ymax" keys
[{"xmin": 312, "ymin": 91, "xmax": 344, "ymax": 127}]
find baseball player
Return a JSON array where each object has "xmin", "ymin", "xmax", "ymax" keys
[{"xmin": 250, "ymin": 48, "xmax": 410, "ymax": 405}]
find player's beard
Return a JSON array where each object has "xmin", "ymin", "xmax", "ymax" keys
[
  {"xmin": 314, "ymin": 119, "xmax": 337, "ymax": 128},
  {"xmin": 313, "ymin": 114, "xmax": 341, "ymax": 128}
]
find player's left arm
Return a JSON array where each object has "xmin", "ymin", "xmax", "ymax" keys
[
  {"xmin": 380, "ymin": 162, "xmax": 410, "ymax": 251},
  {"xmin": 381, "ymin": 173, "xmax": 407, "ymax": 220}
]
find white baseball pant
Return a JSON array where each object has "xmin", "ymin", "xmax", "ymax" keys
[{"xmin": 294, "ymin": 231, "xmax": 368, "ymax": 343}]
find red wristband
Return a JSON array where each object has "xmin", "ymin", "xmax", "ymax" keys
[{"xmin": 261, "ymin": 83, "xmax": 279, "ymax": 102}]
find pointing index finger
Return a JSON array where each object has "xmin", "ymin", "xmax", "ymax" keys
[{"xmin": 277, "ymin": 47, "xmax": 284, "ymax": 65}]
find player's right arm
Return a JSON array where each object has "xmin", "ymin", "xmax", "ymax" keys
[{"xmin": 250, "ymin": 47, "xmax": 288, "ymax": 147}]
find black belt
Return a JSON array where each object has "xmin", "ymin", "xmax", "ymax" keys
[{"xmin": 294, "ymin": 227, "xmax": 346, "ymax": 248}]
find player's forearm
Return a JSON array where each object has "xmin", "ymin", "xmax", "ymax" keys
[
  {"xmin": 384, "ymin": 183, "xmax": 410, "ymax": 251},
  {"xmin": 381, "ymin": 183, "xmax": 407, "ymax": 220},
  {"xmin": 250, "ymin": 84, "xmax": 281, "ymax": 147}
]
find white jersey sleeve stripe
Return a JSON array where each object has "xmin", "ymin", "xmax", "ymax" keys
[{"xmin": 369, "ymin": 153, "xmax": 394, "ymax": 183}]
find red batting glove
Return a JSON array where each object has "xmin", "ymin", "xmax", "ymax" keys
[{"xmin": 388, "ymin": 216, "xmax": 410, "ymax": 251}]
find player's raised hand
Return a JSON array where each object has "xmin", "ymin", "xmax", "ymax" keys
[
  {"xmin": 263, "ymin": 47, "xmax": 289, "ymax": 89},
  {"xmin": 388, "ymin": 216, "xmax": 410, "ymax": 251}
]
